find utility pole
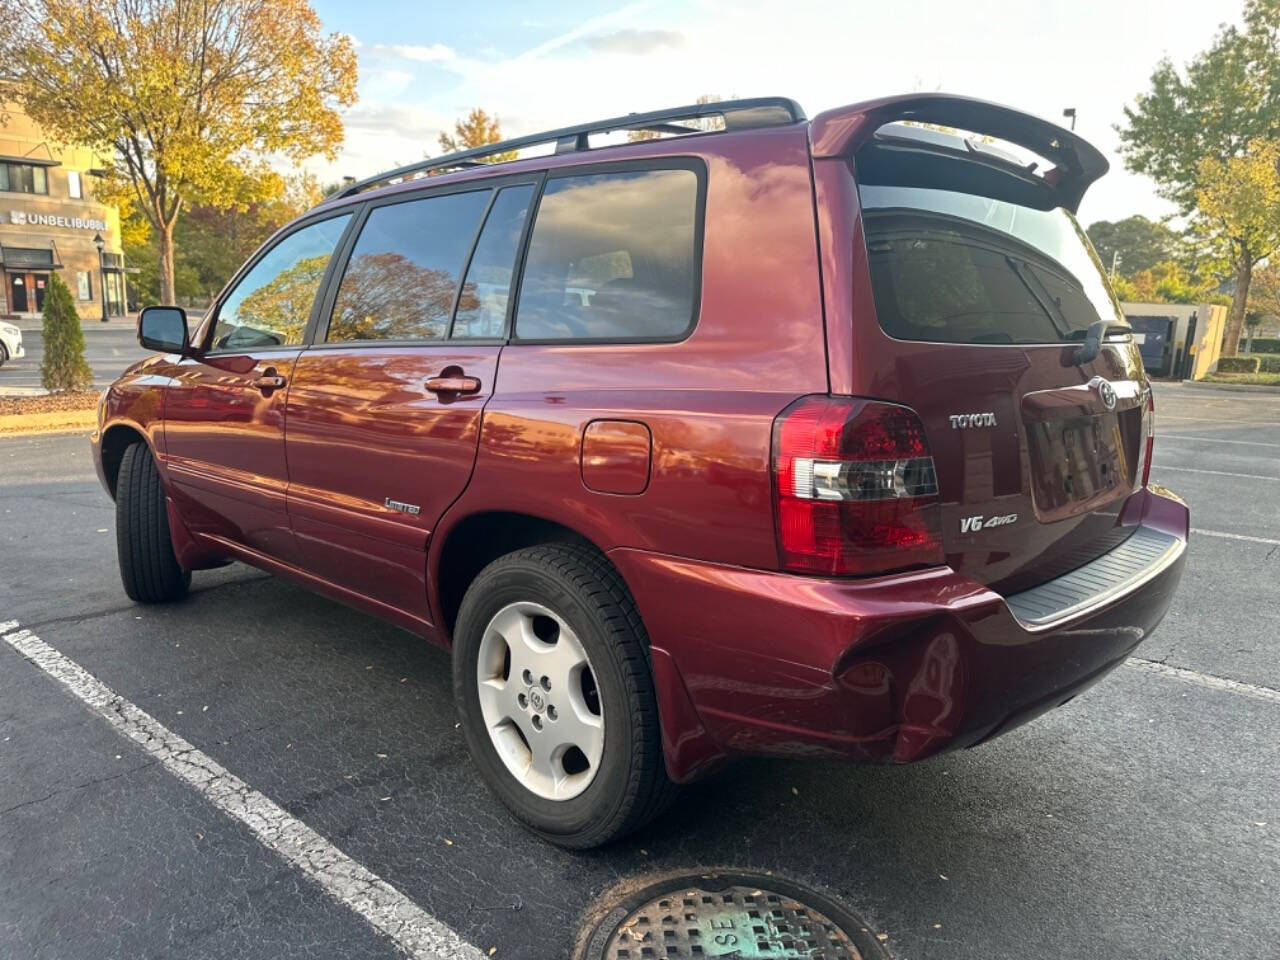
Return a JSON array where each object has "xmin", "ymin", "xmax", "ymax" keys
[{"xmin": 1063, "ymin": 107, "xmax": 1077, "ymax": 131}]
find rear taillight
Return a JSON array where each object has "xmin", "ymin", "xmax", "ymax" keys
[
  {"xmin": 772, "ymin": 396, "xmax": 944, "ymax": 576},
  {"xmin": 1141, "ymin": 391, "xmax": 1156, "ymax": 487}
]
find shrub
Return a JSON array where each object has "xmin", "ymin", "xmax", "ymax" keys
[
  {"xmin": 1216, "ymin": 356, "xmax": 1262, "ymax": 374},
  {"xmin": 1259, "ymin": 355, "xmax": 1280, "ymax": 374},
  {"xmin": 39, "ymin": 272, "xmax": 93, "ymax": 393}
]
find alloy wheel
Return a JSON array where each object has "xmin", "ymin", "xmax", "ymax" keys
[{"xmin": 475, "ymin": 601, "xmax": 605, "ymax": 800}]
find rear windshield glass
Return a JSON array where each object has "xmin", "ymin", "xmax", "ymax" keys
[{"xmin": 859, "ymin": 185, "xmax": 1124, "ymax": 345}]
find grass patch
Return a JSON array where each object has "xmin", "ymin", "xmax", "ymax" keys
[{"xmin": 1201, "ymin": 372, "xmax": 1280, "ymax": 386}]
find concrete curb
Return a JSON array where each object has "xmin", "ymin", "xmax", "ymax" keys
[
  {"xmin": 1178, "ymin": 379, "xmax": 1280, "ymax": 395},
  {"xmin": 0, "ymin": 409, "xmax": 96, "ymax": 435}
]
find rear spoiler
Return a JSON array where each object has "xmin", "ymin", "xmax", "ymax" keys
[{"xmin": 809, "ymin": 93, "xmax": 1108, "ymax": 212}]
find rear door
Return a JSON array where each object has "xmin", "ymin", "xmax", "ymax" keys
[
  {"xmin": 833, "ymin": 114, "xmax": 1150, "ymax": 592},
  {"xmin": 162, "ymin": 213, "xmax": 352, "ymax": 564},
  {"xmin": 283, "ymin": 180, "xmax": 537, "ymax": 623}
]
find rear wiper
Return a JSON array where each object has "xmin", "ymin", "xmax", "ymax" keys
[
  {"xmin": 1071, "ymin": 319, "xmax": 1133, "ymax": 365},
  {"xmin": 1004, "ymin": 256, "xmax": 1073, "ymax": 340}
]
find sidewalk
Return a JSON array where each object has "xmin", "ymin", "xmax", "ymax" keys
[
  {"xmin": 8, "ymin": 309, "xmax": 205, "ymax": 332},
  {"xmin": 9, "ymin": 313, "xmax": 138, "ymax": 332}
]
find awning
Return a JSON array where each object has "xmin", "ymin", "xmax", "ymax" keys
[
  {"xmin": 0, "ymin": 242, "xmax": 63, "ymax": 269},
  {"xmin": 0, "ymin": 152, "xmax": 59, "ymax": 168}
]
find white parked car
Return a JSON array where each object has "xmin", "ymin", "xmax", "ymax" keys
[{"xmin": 0, "ymin": 321, "xmax": 23, "ymax": 368}]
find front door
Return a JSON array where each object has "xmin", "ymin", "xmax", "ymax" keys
[
  {"xmin": 9, "ymin": 275, "xmax": 27, "ymax": 313},
  {"xmin": 32, "ymin": 274, "xmax": 47, "ymax": 312},
  {"xmin": 284, "ymin": 182, "xmax": 534, "ymax": 623},
  {"xmin": 160, "ymin": 213, "xmax": 352, "ymax": 565}
]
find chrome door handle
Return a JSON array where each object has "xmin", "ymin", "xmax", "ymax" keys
[
  {"xmin": 252, "ymin": 372, "xmax": 287, "ymax": 393},
  {"xmin": 425, "ymin": 375, "xmax": 481, "ymax": 395}
]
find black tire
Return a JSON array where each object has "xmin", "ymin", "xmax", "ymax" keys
[
  {"xmin": 116, "ymin": 442, "xmax": 190, "ymax": 603},
  {"xmin": 0, "ymin": 341, "xmax": 8, "ymax": 368},
  {"xmin": 453, "ymin": 542, "xmax": 678, "ymax": 848}
]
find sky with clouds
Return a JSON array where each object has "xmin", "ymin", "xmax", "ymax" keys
[{"xmin": 307, "ymin": 0, "xmax": 1240, "ymax": 226}]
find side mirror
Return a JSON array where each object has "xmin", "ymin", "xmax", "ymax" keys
[{"xmin": 138, "ymin": 305, "xmax": 190, "ymax": 355}]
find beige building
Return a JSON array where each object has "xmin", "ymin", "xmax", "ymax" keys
[
  {"xmin": 1121, "ymin": 301, "xmax": 1228, "ymax": 381},
  {"xmin": 0, "ymin": 105, "xmax": 125, "ymax": 320}
]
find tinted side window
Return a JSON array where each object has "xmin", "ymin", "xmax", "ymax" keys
[
  {"xmin": 515, "ymin": 169, "xmax": 698, "ymax": 341},
  {"xmin": 211, "ymin": 215, "xmax": 350, "ymax": 351},
  {"xmin": 327, "ymin": 190, "xmax": 491, "ymax": 343},
  {"xmin": 452, "ymin": 184, "xmax": 535, "ymax": 338}
]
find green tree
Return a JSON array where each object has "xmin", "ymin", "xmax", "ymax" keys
[
  {"xmin": 1111, "ymin": 260, "xmax": 1218, "ymax": 304},
  {"xmin": 1117, "ymin": 0, "xmax": 1280, "ymax": 354},
  {"xmin": 438, "ymin": 108, "xmax": 516, "ymax": 162},
  {"xmin": 1086, "ymin": 216, "xmax": 1179, "ymax": 275},
  {"xmin": 1196, "ymin": 139, "xmax": 1280, "ymax": 354},
  {"xmin": 0, "ymin": 0, "xmax": 356, "ymax": 305},
  {"xmin": 1250, "ymin": 258, "xmax": 1280, "ymax": 321},
  {"xmin": 39, "ymin": 272, "xmax": 92, "ymax": 393},
  {"xmin": 123, "ymin": 171, "xmax": 321, "ymax": 308}
]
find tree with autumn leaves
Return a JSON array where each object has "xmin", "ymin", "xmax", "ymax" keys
[
  {"xmin": 1118, "ymin": 0, "xmax": 1280, "ymax": 355},
  {"xmin": 0, "ymin": 0, "xmax": 357, "ymax": 306},
  {"xmin": 438, "ymin": 108, "xmax": 516, "ymax": 162}
]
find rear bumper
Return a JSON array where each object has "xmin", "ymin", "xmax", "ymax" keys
[{"xmin": 612, "ymin": 486, "xmax": 1189, "ymax": 783}]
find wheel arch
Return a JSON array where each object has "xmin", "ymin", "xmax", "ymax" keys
[
  {"xmin": 99, "ymin": 421, "xmax": 151, "ymax": 500},
  {"xmin": 431, "ymin": 510, "xmax": 616, "ymax": 644}
]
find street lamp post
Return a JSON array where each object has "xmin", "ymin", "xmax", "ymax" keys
[
  {"xmin": 1062, "ymin": 107, "xmax": 1077, "ymax": 131},
  {"xmin": 93, "ymin": 232, "xmax": 108, "ymax": 323}
]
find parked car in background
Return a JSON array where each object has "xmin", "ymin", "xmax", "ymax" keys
[
  {"xmin": 0, "ymin": 320, "xmax": 24, "ymax": 367},
  {"xmin": 91, "ymin": 94, "xmax": 1189, "ymax": 848}
]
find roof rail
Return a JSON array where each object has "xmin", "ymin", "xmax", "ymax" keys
[{"xmin": 332, "ymin": 96, "xmax": 806, "ymax": 200}]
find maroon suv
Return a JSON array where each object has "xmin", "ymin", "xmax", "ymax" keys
[{"xmin": 92, "ymin": 94, "xmax": 1189, "ymax": 848}]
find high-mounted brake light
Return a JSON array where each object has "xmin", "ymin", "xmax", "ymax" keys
[
  {"xmin": 1141, "ymin": 391, "xmax": 1156, "ymax": 487},
  {"xmin": 772, "ymin": 396, "xmax": 944, "ymax": 576}
]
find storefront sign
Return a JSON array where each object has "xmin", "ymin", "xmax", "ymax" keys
[{"xmin": 1, "ymin": 210, "xmax": 109, "ymax": 231}]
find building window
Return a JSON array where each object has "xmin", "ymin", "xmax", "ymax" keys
[
  {"xmin": 0, "ymin": 162, "xmax": 49, "ymax": 195},
  {"xmin": 77, "ymin": 271, "xmax": 92, "ymax": 301},
  {"xmin": 67, "ymin": 170, "xmax": 82, "ymax": 199}
]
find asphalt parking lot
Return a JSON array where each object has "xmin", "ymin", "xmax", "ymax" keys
[{"xmin": 1, "ymin": 381, "xmax": 1277, "ymax": 960}]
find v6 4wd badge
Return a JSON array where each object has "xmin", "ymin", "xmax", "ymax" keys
[{"xmin": 960, "ymin": 513, "xmax": 1017, "ymax": 533}]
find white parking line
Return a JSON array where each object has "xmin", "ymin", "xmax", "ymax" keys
[
  {"xmin": 1162, "ymin": 434, "xmax": 1280, "ymax": 449},
  {"xmin": 1, "ymin": 624, "xmax": 482, "ymax": 960},
  {"xmin": 1153, "ymin": 464, "xmax": 1280, "ymax": 482},
  {"xmin": 1191, "ymin": 528, "xmax": 1280, "ymax": 547},
  {"xmin": 1126, "ymin": 658, "xmax": 1280, "ymax": 706}
]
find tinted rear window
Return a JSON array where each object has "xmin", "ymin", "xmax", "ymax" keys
[
  {"xmin": 515, "ymin": 168, "xmax": 698, "ymax": 341},
  {"xmin": 860, "ymin": 185, "xmax": 1124, "ymax": 345}
]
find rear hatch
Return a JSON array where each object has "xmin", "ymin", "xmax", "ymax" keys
[{"xmin": 823, "ymin": 99, "xmax": 1152, "ymax": 592}]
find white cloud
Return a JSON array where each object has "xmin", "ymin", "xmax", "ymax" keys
[
  {"xmin": 303, "ymin": 0, "xmax": 1237, "ymax": 223},
  {"xmin": 303, "ymin": 102, "xmax": 454, "ymax": 183},
  {"xmin": 375, "ymin": 42, "xmax": 455, "ymax": 63},
  {"xmin": 578, "ymin": 28, "xmax": 684, "ymax": 55}
]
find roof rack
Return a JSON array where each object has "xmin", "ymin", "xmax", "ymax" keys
[{"xmin": 333, "ymin": 96, "xmax": 806, "ymax": 200}]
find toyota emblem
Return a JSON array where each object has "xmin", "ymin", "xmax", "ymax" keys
[{"xmin": 1097, "ymin": 379, "xmax": 1117, "ymax": 410}]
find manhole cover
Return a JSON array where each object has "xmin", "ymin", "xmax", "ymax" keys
[{"xmin": 576, "ymin": 871, "xmax": 890, "ymax": 960}]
